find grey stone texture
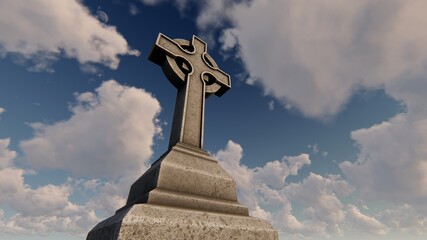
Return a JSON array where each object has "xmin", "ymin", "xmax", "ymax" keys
[
  {"xmin": 87, "ymin": 34, "xmax": 278, "ymax": 239},
  {"xmin": 87, "ymin": 204, "xmax": 278, "ymax": 240},
  {"xmin": 124, "ymin": 143, "xmax": 248, "ymax": 216}
]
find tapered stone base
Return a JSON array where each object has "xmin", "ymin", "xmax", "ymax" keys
[
  {"xmin": 87, "ymin": 143, "xmax": 278, "ymax": 239},
  {"xmin": 120, "ymin": 143, "xmax": 249, "ymax": 216},
  {"xmin": 87, "ymin": 204, "xmax": 278, "ymax": 240}
]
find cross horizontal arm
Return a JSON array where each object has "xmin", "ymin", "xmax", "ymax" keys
[{"xmin": 148, "ymin": 34, "xmax": 195, "ymax": 66}]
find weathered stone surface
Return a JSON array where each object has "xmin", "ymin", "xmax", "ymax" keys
[
  {"xmin": 148, "ymin": 33, "xmax": 231, "ymax": 149},
  {"xmin": 87, "ymin": 204, "xmax": 278, "ymax": 240},
  {"xmin": 122, "ymin": 143, "xmax": 248, "ymax": 216}
]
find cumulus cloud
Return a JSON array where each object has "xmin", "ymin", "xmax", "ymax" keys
[
  {"xmin": 0, "ymin": 79, "xmax": 166, "ymax": 236},
  {"xmin": 0, "ymin": 138, "xmax": 16, "ymax": 168},
  {"xmin": 194, "ymin": 0, "xmax": 233, "ymax": 30},
  {"xmin": 283, "ymin": 173, "xmax": 354, "ymax": 236},
  {"xmin": 21, "ymin": 80, "xmax": 161, "ymax": 179},
  {"xmin": 0, "ymin": 78, "xmax": 165, "ymax": 235},
  {"xmin": 190, "ymin": 0, "xmax": 425, "ymax": 120},
  {"xmin": 346, "ymin": 205, "xmax": 388, "ymax": 235},
  {"xmin": 380, "ymin": 204, "xmax": 427, "ymax": 235},
  {"xmin": 0, "ymin": 0, "xmax": 139, "ymax": 71},
  {"xmin": 340, "ymin": 112, "xmax": 427, "ymax": 206},
  {"xmin": 214, "ymin": 141, "xmax": 423, "ymax": 238},
  {"xmin": 215, "ymin": 140, "xmax": 358, "ymax": 238},
  {"xmin": 0, "ymin": 138, "xmax": 99, "ymax": 236},
  {"xmin": 83, "ymin": 173, "xmax": 142, "ymax": 216},
  {"xmin": 338, "ymin": 60, "xmax": 427, "ymax": 211}
]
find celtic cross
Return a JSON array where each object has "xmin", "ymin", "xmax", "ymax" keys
[{"xmin": 148, "ymin": 33, "xmax": 231, "ymax": 150}]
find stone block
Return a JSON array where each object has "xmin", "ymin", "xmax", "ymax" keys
[
  {"xmin": 123, "ymin": 143, "xmax": 248, "ymax": 216},
  {"xmin": 87, "ymin": 204, "xmax": 278, "ymax": 240}
]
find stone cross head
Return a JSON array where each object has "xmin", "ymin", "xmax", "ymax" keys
[{"xmin": 148, "ymin": 33, "xmax": 231, "ymax": 150}]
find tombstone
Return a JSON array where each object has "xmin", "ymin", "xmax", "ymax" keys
[{"xmin": 87, "ymin": 33, "xmax": 278, "ymax": 240}]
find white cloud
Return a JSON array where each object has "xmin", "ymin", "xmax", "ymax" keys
[
  {"xmin": 211, "ymin": 0, "xmax": 427, "ymax": 120},
  {"xmin": 0, "ymin": 79, "xmax": 164, "ymax": 236},
  {"xmin": 0, "ymin": 139, "xmax": 99, "ymax": 236},
  {"xmin": 283, "ymin": 173, "xmax": 353, "ymax": 237},
  {"xmin": 0, "ymin": 138, "xmax": 16, "ymax": 168},
  {"xmin": 255, "ymin": 154, "xmax": 311, "ymax": 190},
  {"xmin": 219, "ymin": 28, "xmax": 239, "ymax": 52},
  {"xmin": 139, "ymin": 0, "xmax": 235, "ymax": 45},
  {"xmin": 216, "ymin": 140, "xmax": 295, "ymax": 217},
  {"xmin": 340, "ymin": 112, "xmax": 427, "ymax": 205},
  {"xmin": 0, "ymin": 0, "xmax": 139, "ymax": 71},
  {"xmin": 339, "ymin": 69, "xmax": 427, "ymax": 232},
  {"xmin": 268, "ymin": 100, "xmax": 275, "ymax": 111},
  {"xmin": 0, "ymin": 168, "xmax": 99, "ymax": 235},
  {"xmin": 83, "ymin": 173, "xmax": 142, "ymax": 216},
  {"xmin": 215, "ymin": 141, "xmax": 416, "ymax": 238},
  {"xmin": 339, "ymin": 65, "xmax": 427, "ymax": 209},
  {"xmin": 380, "ymin": 204, "xmax": 427, "ymax": 235},
  {"xmin": 195, "ymin": 0, "xmax": 233, "ymax": 31},
  {"xmin": 346, "ymin": 204, "xmax": 388, "ymax": 235},
  {"xmin": 0, "ymin": 78, "xmax": 164, "ymax": 236},
  {"xmin": 0, "ymin": 107, "xmax": 5, "ymax": 120},
  {"xmin": 21, "ymin": 80, "xmax": 161, "ymax": 179},
  {"xmin": 129, "ymin": 4, "xmax": 140, "ymax": 16},
  {"xmin": 215, "ymin": 140, "xmax": 357, "ymax": 238}
]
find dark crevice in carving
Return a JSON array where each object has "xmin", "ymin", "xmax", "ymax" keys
[{"xmin": 175, "ymin": 56, "xmax": 192, "ymax": 74}]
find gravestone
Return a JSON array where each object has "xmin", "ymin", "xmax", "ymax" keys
[{"xmin": 87, "ymin": 33, "xmax": 278, "ymax": 240}]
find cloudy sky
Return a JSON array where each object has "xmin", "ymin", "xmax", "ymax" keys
[{"xmin": 1, "ymin": 0, "xmax": 426, "ymax": 239}]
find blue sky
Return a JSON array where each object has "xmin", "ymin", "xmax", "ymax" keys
[{"xmin": 0, "ymin": 0, "xmax": 426, "ymax": 239}]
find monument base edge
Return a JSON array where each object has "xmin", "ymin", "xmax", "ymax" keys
[{"xmin": 86, "ymin": 203, "xmax": 278, "ymax": 240}]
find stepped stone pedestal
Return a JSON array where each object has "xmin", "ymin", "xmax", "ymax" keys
[
  {"xmin": 87, "ymin": 143, "xmax": 278, "ymax": 239},
  {"xmin": 87, "ymin": 33, "xmax": 278, "ymax": 239}
]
